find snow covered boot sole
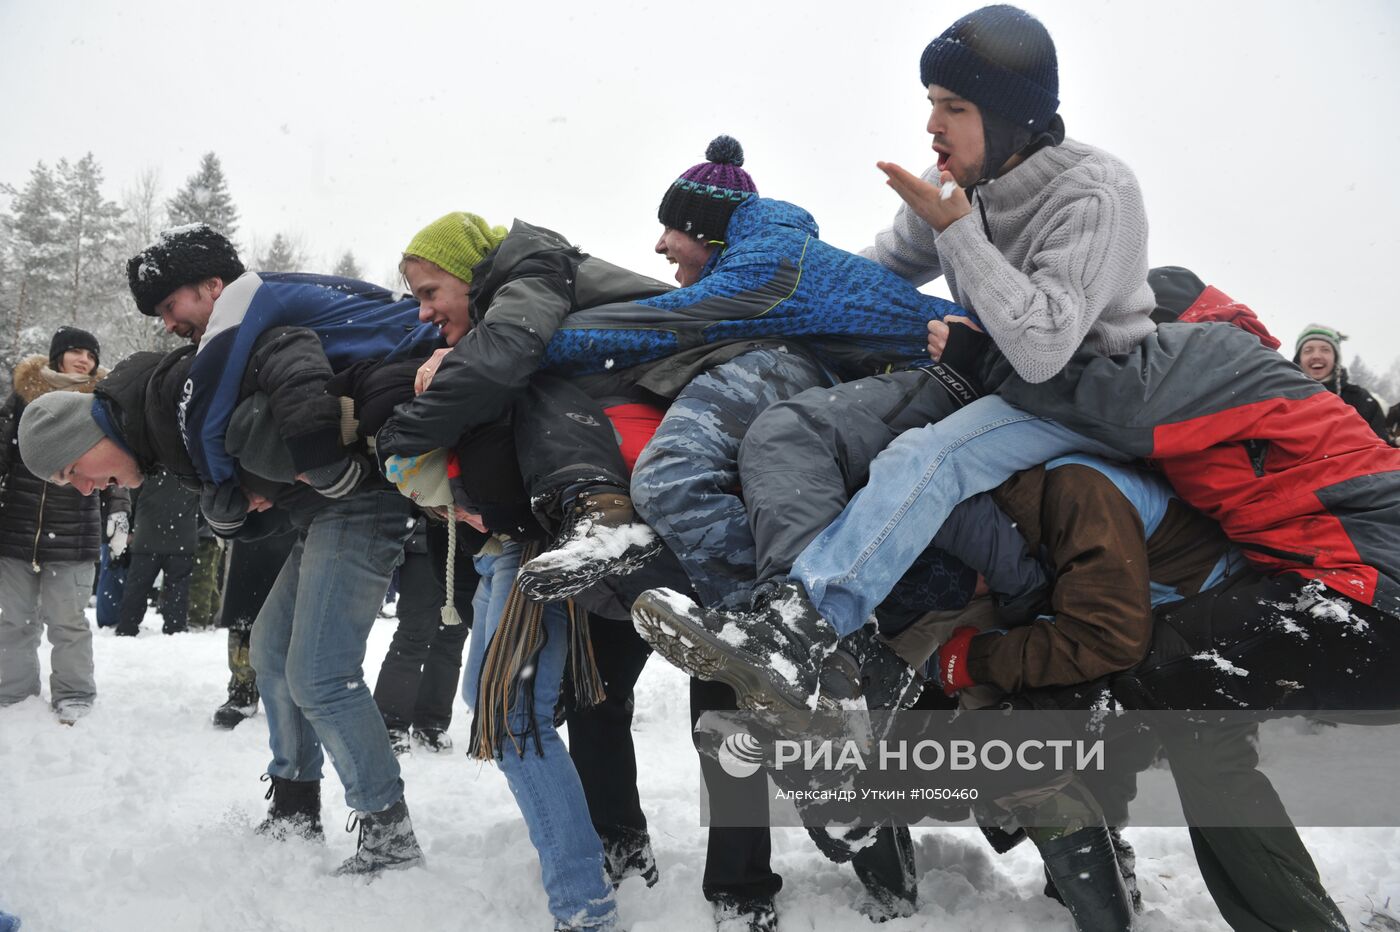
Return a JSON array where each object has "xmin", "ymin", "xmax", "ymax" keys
[
  {"xmin": 631, "ymin": 587, "xmax": 831, "ymax": 718},
  {"xmin": 518, "ymin": 504, "xmax": 664, "ymax": 602}
]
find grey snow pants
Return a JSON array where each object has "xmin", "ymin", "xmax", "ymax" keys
[{"xmin": 0, "ymin": 556, "xmax": 96, "ymax": 708}]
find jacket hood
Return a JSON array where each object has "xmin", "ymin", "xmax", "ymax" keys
[
  {"xmin": 722, "ymin": 197, "xmax": 819, "ymax": 252},
  {"xmin": 12, "ymin": 354, "xmax": 107, "ymax": 404},
  {"xmin": 468, "ymin": 219, "xmax": 582, "ymax": 326}
]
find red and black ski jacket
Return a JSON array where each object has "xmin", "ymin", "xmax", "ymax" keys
[{"xmin": 1000, "ymin": 270, "xmax": 1400, "ymax": 615}]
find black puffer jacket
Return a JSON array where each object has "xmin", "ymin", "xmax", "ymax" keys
[{"xmin": 0, "ymin": 355, "xmax": 130, "ymax": 565}]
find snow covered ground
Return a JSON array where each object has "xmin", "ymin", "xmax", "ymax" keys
[{"xmin": 3, "ymin": 610, "xmax": 1399, "ymax": 932}]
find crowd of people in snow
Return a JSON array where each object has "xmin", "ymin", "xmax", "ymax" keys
[{"xmin": 4, "ymin": 5, "xmax": 1400, "ymax": 931}]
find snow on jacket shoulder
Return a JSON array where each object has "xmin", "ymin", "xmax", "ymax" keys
[
  {"xmin": 374, "ymin": 219, "xmax": 673, "ymax": 459},
  {"xmin": 544, "ymin": 197, "xmax": 969, "ymax": 382}
]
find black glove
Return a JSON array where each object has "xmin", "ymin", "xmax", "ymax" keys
[
  {"xmin": 201, "ymin": 482, "xmax": 249, "ymax": 538},
  {"xmin": 301, "ymin": 453, "xmax": 372, "ymax": 500}
]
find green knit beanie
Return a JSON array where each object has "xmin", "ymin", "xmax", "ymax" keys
[
  {"xmin": 403, "ymin": 212, "xmax": 509, "ymax": 285},
  {"xmin": 1294, "ymin": 323, "xmax": 1345, "ymax": 360}
]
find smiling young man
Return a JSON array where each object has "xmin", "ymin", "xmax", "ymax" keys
[
  {"xmin": 1292, "ymin": 323, "xmax": 1389, "ymax": 440},
  {"xmin": 100, "ymin": 224, "xmax": 452, "ymax": 876}
]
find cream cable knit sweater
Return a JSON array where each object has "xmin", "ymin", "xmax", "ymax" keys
[{"xmin": 863, "ymin": 138, "xmax": 1157, "ymax": 384}]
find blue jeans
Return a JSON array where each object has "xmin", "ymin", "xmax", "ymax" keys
[
  {"xmin": 249, "ymin": 490, "xmax": 414, "ymax": 813},
  {"xmin": 793, "ymin": 395, "xmax": 1123, "ymax": 635},
  {"xmin": 464, "ymin": 543, "xmax": 615, "ymax": 930},
  {"xmin": 95, "ymin": 542, "xmax": 126, "ymax": 629}
]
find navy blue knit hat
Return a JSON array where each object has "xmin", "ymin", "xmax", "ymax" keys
[{"xmin": 920, "ymin": 5, "xmax": 1059, "ymax": 133}]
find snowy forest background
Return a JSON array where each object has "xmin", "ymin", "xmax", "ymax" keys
[
  {"xmin": 4, "ymin": 147, "xmax": 1400, "ymax": 402},
  {"xmin": 0, "ymin": 151, "xmax": 375, "ymax": 391}
]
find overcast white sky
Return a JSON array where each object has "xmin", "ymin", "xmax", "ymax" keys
[{"xmin": 2, "ymin": 0, "xmax": 1398, "ymax": 373}]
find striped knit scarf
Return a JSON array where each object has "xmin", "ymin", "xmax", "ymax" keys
[{"xmin": 467, "ymin": 541, "xmax": 606, "ymax": 760}]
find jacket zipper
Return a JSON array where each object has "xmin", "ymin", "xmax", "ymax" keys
[{"xmin": 30, "ymin": 483, "xmax": 46, "ymax": 573}]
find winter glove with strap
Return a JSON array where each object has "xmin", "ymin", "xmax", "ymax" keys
[{"xmin": 106, "ymin": 512, "xmax": 130, "ymax": 558}]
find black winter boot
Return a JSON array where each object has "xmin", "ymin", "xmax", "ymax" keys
[
  {"xmin": 1043, "ymin": 826, "xmax": 1143, "ymax": 916},
  {"xmin": 851, "ymin": 826, "xmax": 918, "ymax": 922},
  {"xmin": 387, "ymin": 726, "xmax": 411, "ymax": 757},
  {"xmin": 333, "ymin": 797, "xmax": 425, "ymax": 877},
  {"xmin": 824, "ymin": 625, "xmax": 924, "ymax": 711},
  {"xmin": 631, "ymin": 582, "xmax": 839, "ymax": 715},
  {"xmin": 711, "ymin": 894, "xmax": 778, "ymax": 932},
  {"xmin": 254, "ymin": 774, "xmax": 324, "ymax": 841},
  {"xmin": 518, "ymin": 491, "xmax": 663, "ymax": 601},
  {"xmin": 212, "ymin": 685, "xmax": 258, "ymax": 730},
  {"xmin": 1037, "ymin": 826, "xmax": 1136, "ymax": 931},
  {"xmin": 411, "ymin": 727, "xmax": 453, "ymax": 753},
  {"xmin": 600, "ymin": 826, "xmax": 660, "ymax": 889}
]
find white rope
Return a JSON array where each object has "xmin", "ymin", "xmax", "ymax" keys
[{"xmin": 441, "ymin": 517, "xmax": 462, "ymax": 626}]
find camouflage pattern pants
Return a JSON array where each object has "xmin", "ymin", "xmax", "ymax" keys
[
  {"xmin": 221, "ymin": 527, "xmax": 298, "ymax": 704},
  {"xmin": 187, "ymin": 537, "xmax": 224, "ymax": 629},
  {"xmin": 631, "ymin": 348, "xmax": 827, "ymax": 611}
]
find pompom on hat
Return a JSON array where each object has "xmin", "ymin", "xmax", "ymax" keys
[
  {"xmin": 657, "ymin": 135, "xmax": 758, "ymax": 243},
  {"xmin": 402, "ymin": 213, "xmax": 509, "ymax": 285}
]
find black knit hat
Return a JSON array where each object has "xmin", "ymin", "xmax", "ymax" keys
[
  {"xmin": 48, "ymin": 326, "xmax": 101, "ymax": 371},
  {"xmin": 127, "ymin": 224, "xmax": 245, "ymax": 316},
  {"xmin": 920, "ymin": 4, "xmax": 1059, "ymax": 133},
  {"xmin": 657, "ymin": 135, "xmax": 759, "ymax": 244}
]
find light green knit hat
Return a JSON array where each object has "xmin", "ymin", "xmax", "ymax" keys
[{"xmin": 403, "ymin": 212, "xmax": 509, "ymax": 285}]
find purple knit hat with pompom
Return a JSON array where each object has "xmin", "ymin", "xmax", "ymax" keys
[{"xmin": 657, "ymin": 135, "xmax": 758, "ymax": 243}]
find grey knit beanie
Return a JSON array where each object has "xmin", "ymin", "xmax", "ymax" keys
[{"xmin": 18, "ymin": 391, "xmax": 107, "ymax": 482}]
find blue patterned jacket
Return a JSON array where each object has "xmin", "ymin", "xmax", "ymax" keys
[{"xmin": 541, "ymin": 197, "xmax": 973, "ymax": 381}]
